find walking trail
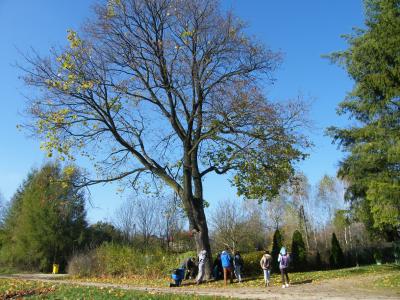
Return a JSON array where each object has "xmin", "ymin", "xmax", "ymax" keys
[{"xmin": 0, "ymin": 273, "xmax": 399, "ymax": 300}]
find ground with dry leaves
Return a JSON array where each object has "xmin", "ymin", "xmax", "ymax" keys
[{"xmin": 0, "ymin": 264, "xmax": 399, "ymax": 299}]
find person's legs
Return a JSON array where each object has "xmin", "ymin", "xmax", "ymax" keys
[
  {"xmin": 263, "ymin": 269, "xmax": 268, "ymax": 286},
  {"xmin": 235, "ymin": 265, "xmax": 242, "ymax": 282},
  {"xmin": 229, "ymin": 267, "xmax": 233, "ymax": 283},
  {"xmin": 213, "ymin": 266, "xmax": 217, "ymax": 279},
  {"xmin": 280, "ymin": 268, "xmax": 285, "ymax": 287},
  {"xmin": 223, "ymin": 268, "xmax": 228, "ymax": 286},
  {"xmin": 196, "ymin": 264, "xmax": 204, "ymax": 284},
  {"xmin": 285, "ymin": 269, "xmax": 290, "ymax": 286},
  {"xmin": 185, "ymin": 269, "xmax": 189, "ymax": 280}
]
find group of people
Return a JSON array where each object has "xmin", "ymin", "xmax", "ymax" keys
[
  {"xmin": 260, "ymin": 247, "xmax": 290, "ymax": 288},
  {"xmin": 211, "ymin": 250, "xmax": 244, "ymax": 285},
  {"xmin": 173, "ymin": 246, "xmax": 291, "ymax": 288}
]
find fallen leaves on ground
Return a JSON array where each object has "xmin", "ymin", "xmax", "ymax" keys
[{"xmin": 68, "ymin": 264, "xmax": 400, "ymax": 291}]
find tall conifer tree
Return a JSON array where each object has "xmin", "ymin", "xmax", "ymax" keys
[{"xmin": 327, "ymin": 0, "xmax": 400, "ymax": 238}]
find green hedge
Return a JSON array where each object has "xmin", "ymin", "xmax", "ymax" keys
[
  {"xmin": 68, "ymin": 243, "xmax": 185, "ymax": 278},
  {"xmin": 241, "ymin": 251, "xmax": 264, "ymax": 276}
]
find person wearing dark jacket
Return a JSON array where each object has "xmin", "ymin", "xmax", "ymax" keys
[
  {"xmin": 181, "ymin": 257, "xmax": 197, "ymax": 280},
  {"xmin": 233, "ymin": 251, "xmax": 244, "ymax": 283},
  {"xmin": 212, "ymin": 253, "xmax": 223, "ymax": 280}
]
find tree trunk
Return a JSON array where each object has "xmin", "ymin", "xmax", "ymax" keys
[
  {"xmin": 179, "ymin": 150, "xmax": 212, "ymax": 279},
  {"xmin": 191, "ymin": 149, "xmax": 213, "ymax": 279},
  {"xmin": 348, "ymin": 225, "xmax": 353, "ymax": 250},
  {"xmin": 324, "ymin": 227, "xmax": 328, "ymax": 250},
  {"xmin": 299, "ymin": 205, "xmax": 310, "ymax": 250},
  {"xmin": 313, "ymin": 229, "xmax": 318, "ymax": 249}
]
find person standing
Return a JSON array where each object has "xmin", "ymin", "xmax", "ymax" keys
[
  {"xmin": 220, "ymin": 249, "xmax": 233, "ymax": 286},
  {"xmin": 233, "ymin": 251, "xmax": 244, "ymax": 283},
  {"xmin": 278, "ymin": 247, "xmax": 290, "ymax": 288},
  {"xmin": 212, "ymin": 253, "xmax": 223, "ymax": 280},
  {"xmin": 196, "ymin": 250, "xmax": 208, "ymax": 285},
  {"xmin": 260, "ymin": 250, "xmax": 272, "ymax": 287}
]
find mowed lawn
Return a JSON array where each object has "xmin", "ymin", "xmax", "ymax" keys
[{"xmin": 73, "ymin": 263, "xmax": 400, "ymax": 289}]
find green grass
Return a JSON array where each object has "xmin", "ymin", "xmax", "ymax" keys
[
  {"xmin": 284, "ymin": 264, "xmax": 400, "ymax": 289},
  {"xmin": 0, "ymin": 279, "xmax": 229, "ymax": 299},
  {"xmin": 0, "ymin": 264, "xmax": 398, "ymax": 299},
  {"xmin": 71, "ymin": 263, "xmax": 400, "ymax": 290},
  {"xmin": 206, "ymin": 264, "xmax": 400, "ymax": 289}
]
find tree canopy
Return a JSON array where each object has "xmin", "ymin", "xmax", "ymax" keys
[
  {"xmin": 327, "ymin": 0, "xmax": 400, "ymax": 238},
  {"xmin": 21, "ymin": 0, "xmax": 310, "ymax": 269},
  {"xmin": 0, "ymin": 163, "xmax": 87, "ymax": 271}
]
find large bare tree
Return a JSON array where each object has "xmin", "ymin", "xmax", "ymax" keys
[{"xmin": 21, "ymin": 0, "xmax": 309, "ymax": 276}]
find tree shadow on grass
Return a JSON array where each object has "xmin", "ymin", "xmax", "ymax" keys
[{"xmin": 291, "ymin": 279, "xmax": 313, "ymax": 285}]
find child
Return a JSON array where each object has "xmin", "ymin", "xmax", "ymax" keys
[
  {"xmin": 260, "ymin": 250, "xmax": 272, "ymax": 287},
  {"xmin": 196, "ymin": 250, "xmax": 208, "ymax": 285},
  {"xmin": 278, "ymin": 247, "xmax": 290, "ymax": 288},
  {"xmin": 220, "ymin": 249, "xmax": 233, "ymax": 286},
  {"xmin": 212, "ymin": 253, "xmax": 223, "ymax": 280},
  {"xmin": 233, "ymin": 251, "xmax": 244, "ymax": 283}
]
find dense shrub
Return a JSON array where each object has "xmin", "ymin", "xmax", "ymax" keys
[
  {"xmin": 68, "ymin": 247, "xmax": 270, "ymax": 278},
  {"xmin": 177, "ymin": 251, "xmax": 197, "ymax": 264},
  {"xmin": 291, "ymin": 230, "xmax": 307, "ymax": 271},
  {"xmin": 68, "ymin": 243, "xmax": 182, "ymax": 278},
  {"xmin": 241, "ymin": 251, "xmax": 264, "ymax": 276},
  {"xmin": 67, "ymin": 251, "xmax": 98, "ymax": 277}
]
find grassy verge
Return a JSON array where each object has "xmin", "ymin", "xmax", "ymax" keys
[
  {"xmin": 71, "ymin": 264, "xmax": 400, "ymax": 289},
  {"xmin": 0, "ymin": 264, "xmax": 397, "ymax": 299},
  {"xmin": 0, "ymin": 279, "xmax": 229, "ymax": 299}
]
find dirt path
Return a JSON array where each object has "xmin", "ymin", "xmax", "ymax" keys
[{"xmin": 0, "ymin": 274, "xmax": 399, "ymax": 300}]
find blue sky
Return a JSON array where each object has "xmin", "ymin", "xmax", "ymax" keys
[{"xmin": 0, "ymin": 0, "xmax": 364, "ymax": 223}]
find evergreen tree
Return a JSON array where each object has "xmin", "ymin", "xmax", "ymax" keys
[
  {"xmin": 271, "ymin": 229, "xmax": 283, "ymax": 272},
  {"xmin": 315, "ymin": 251, "xmax": 322, "ymax": 270},
  {"xmin": 329, "ymin": 233, "xmax": 345, "ymax": 268},
  {"xmin": 291, "ymin": 230, "xmax": 307, "ymax": 271},
  {"xmin": 327, "ymin": 0, "xmax": 400, "ymax": 239},
  {"xmin": 0, "ymin": 163, "xmax": 87, "ymax": 271}
]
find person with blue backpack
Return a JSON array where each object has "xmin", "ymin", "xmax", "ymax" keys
[
  {"xmin": 220, "ymin": 249, "xmax": 233, "ymax": 286},
  {"xmin": 278, "ymin": 247, "xmax": 290, "ymax": 288}
]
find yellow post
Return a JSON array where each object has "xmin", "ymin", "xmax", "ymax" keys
[{"xmin": 52, "ymin": 264, "xmax": 59, "ymax": 274}]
